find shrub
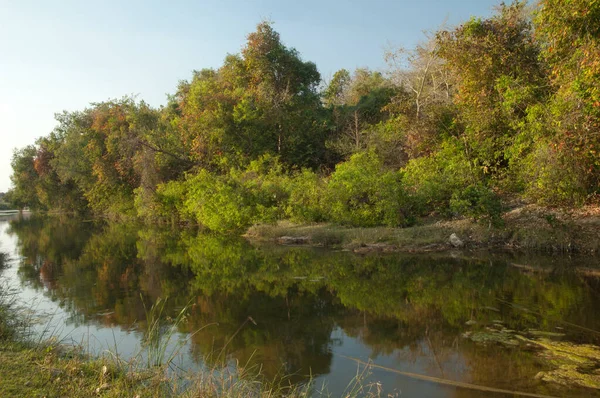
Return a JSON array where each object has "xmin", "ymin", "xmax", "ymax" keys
[
  {"xmin": 143, "ymin": 180, "xmax": 190, "ymax": 223},
  {"xmin": 517, "ymin": 141, "xmax": 586, "ymax": 206},
  {"xmin": 284, "ymin": 169, "xmax": 325, "ymax": 223},
  {"xmin": 322, "ymin": 151, "xmax": 407, "ymax": 227},
  {"xmin": 237, "ymin": 155, "xmax": 290, "ymax": 223},
  {"xmin": 181, "ymin": 155, "xmax": 292, "ymax": 232},
  {"xmin": 183, "ymin": 170, "xmax": 253, "ymax": 232},
  {"xmin": 402, "ymin": 141, "xmax": 475, "ymax": 215},
  {"xmin": 450, "ymin": 183, "xmax": 503, "ymax": 225}
]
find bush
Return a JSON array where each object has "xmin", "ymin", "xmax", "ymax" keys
[
  {"xmin": 518, "ymin": 141, "xmax": 586, "ymax": 206},
  {"xmin": 182, "ymin": 155, "xmax": 292, "ymax": 232},
  {"xmin": 402, "ymin": 141, "xmax": 475, "ymax": 215},
  {"xmin": 449, "ymin": 183, "xmax": 503, "ymax": 225},
  {"xmin": 322, "ymin": 151, "xmax": 407, "ymax": 227},
  {"xmin": 237, "ymin": 155, "xmax": 290, "ymax": 223},
  {"xmin": 183, "ymin": 170, "xmax": 254, "ymax": 232},
  {"xmin": 136, "ymin": 180, "xmax": 190, "ymax": 223},
  {"xmin": 284, "ymin": 169, "xmax": 325, "ymax": 223}
]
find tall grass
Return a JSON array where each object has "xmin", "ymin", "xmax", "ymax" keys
[
  {"xmin": 104, "ymin": 295, "xmax": 386, "ymax": 397},
  {"xmin": 0, "ymin": 251, "xmax": 22, "ymax": 341},
  {"xmin": 140, "ymin": 296, "xmax": 190, "ymax": 368}
]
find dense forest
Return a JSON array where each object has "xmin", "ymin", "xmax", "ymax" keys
[{"xmin": 8, "ymin": 0, "xmax": 600, "ymax": 232}]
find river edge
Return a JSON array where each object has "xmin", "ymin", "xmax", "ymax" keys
[
  {"xmin": 0, "ymin": 302, "xmax": 315, "ymax": 398},
  {"xmin": 1, "ymin": 211, "xmax": 600, "ymax": 396},
  {"xmin": 0, "ymin": 253, "xmax": 311, "ymax": 397},
  {"xmin": 246, "ymin": 204, "xmax": 600, "ymax": 256}
]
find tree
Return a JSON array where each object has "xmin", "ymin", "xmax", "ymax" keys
[
  {"xmin": 323, "ymin": 69, "xmax": 351, "ymax": 107},
  {"xmin": 176, "ymin": 22, "xmax": 328, "ymax": 169},
  {"xmin": 9, "ymin": 146, "xmax": 40, "ymax": 210},
  {"xmin": 436, "ymin": 1, "xmax": 548, "ymax": 177},
  {"xmin": 324, "ymin": 68, "xmax": 397, "ymax": 158},
  {"xmin": 535, "ymin": 0, "xmax": 600, "ymax": 200},
  {"xmin": 385, "ymin": 35, "xmax": 450, "ymax": 120},
  {"xmin": 384, "ymin": 35, "xmax": 456, "ymax": 161}
]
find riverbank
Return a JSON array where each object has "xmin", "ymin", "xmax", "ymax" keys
[
  {"xmin": 0, "ymin": 285, "xmax": 319, "ymax": 398},
  {"xmin": 0, "ymin": 260, "xmax": 146, "ymax": 397},
  {"xmin": 0, "ymin": 274, "xmax": 355, "ymax": 398},
  {"xmin": 0, "ymin": 311, "xmax": 313, "ymax": 398},
  {"xmin": 0, "ymin": 341, "xmax": 144, "ymax": 397},
  {"xmin": 246, "ymin": 204, "xmax": 600, "ymax": 255}
]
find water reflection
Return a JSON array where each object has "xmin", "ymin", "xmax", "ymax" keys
[{"xmin": 3, "ymin": 215, "xmax": 600, "ymax": 397}]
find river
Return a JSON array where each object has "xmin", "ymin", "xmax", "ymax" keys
[{"xmin": 1, "ymin": 214, "xmax": 599, "ymax": 397}]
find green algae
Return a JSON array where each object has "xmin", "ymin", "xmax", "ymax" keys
[
  {"xmin": 518, "ymin": 336, "xmax": 600, "ymax": 389},
  {"xmin": 535, "ymin": 365, "xmax": 600, "ymax": 390},
  {"xmin": 463, "ymin": 322, "xmax": 600, "ymax": 390}
]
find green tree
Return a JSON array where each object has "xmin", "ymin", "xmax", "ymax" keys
[
  {"xmin": 9, "ymin": 146, "xmax": 40, "ymax": 210},
  {"xmin": 325, "ymin": 68, "xmax": 398, "ymax": 159}
]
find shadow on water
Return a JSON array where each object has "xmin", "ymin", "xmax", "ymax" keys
[{"xmin": 2, "ymin": 214, "xmax": 600, "ymax": 397}]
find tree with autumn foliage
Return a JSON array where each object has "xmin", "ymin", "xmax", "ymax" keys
[
  {"xmin": 175, "ymin": 22, "xmax": 328, "ymax": 170},
  {"xmin": 9, "ymin": 7, "xmax": 600, "ymax": 227},
  {"xmin": 530, "ymin": 0, "xmax": 600, "ymax": 204}
]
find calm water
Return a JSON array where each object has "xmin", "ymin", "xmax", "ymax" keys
[{"xmin": 1, "ymin": 214, "xmax": 600, "ymax": 397}]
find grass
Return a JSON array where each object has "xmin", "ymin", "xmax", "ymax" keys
[
  {"xmin": 0, "ymin": 342, "xmax": 144, "ymax": 397},
  {"xmin": 246, "ymin": 204, "xmax": 600, "ymax": 255},
  {"xmin": 247, "ymin": 219, "xmax": 491, "ymax": 252}
]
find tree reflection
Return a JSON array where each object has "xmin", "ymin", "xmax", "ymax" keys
[{"xmin": 7, "ymin": 216, "xmax": 600, "ymax": 392}]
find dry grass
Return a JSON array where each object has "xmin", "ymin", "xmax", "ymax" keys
[{"xmin": 246, "ymin": 205, "xmax": 600, "ymax": 255}]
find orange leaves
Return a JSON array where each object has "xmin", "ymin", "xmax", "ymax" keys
[{"xmin": 33, "ymin": 146, "xmax": 53, "ymax": 176}]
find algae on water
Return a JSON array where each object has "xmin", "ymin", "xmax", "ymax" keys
[
  {"xmin": 463, "ymin": 322, "xmax": 600, "ymax": 390},
  {"xmin": 527, "ymin": 337, "xmax": 600, "ymax": 389}
]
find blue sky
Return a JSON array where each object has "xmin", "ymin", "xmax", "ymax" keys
[{"xmin": 0, "ymin": 0, "xmax": 501, "ymax": 192}]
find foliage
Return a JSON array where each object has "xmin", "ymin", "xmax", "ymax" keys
[
  {"xmin": 323, "ymin": 151, "xmax": 407, "ymax": 227},
  {"xmin": 436, "ymin": 1, "xmax": 549, "ymax": 178},
  {"xmin": 283, "ymin": 169, "xmax": 325, "ymax": 223},
  {"xmin": 517, "ymin": 140, "xmax": 587, "ymax": 206},
  {"xmin": 181, "ymin": 155, "xmax": 292, "ymax": 232},
  {"xmin": 449, "ymin": 183, "xmax": 503, "ymax": 225},
  {"xmin": 183, "ymin": 169, "xmax": 253, "ymax": 232},
  {"xmin": 402, "ymin": 141, "xmax": 475, "ymax": 215},
  {"xmin": 9, "ymin": 5, "xmax": 600, "ymax": 227},
  {"xmin": 535, "ymin": 0, "xmax": 600, "ymax": 198}
]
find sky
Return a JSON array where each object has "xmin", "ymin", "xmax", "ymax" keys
[{"xmin": 0, "ymin": 0, "xmax": 501, "ymax": 192}]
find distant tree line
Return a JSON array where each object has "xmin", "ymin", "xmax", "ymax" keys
[{"xmin": 8, "ymin": 1, "xmax": 600, "ymax": 231}]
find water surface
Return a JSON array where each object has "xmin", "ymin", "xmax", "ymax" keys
[{"xmin": 1, "ymin": 214, "xmax": 599, "ymax": 397}]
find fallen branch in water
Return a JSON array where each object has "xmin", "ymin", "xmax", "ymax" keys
[{"xmin": 339, "ymin": 354, "xmax": 559, "ymax": 398}]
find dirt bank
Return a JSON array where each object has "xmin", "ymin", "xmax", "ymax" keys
[{"xmin": 245, "ymin": 205, "xmax": 600, "ymax": 255}]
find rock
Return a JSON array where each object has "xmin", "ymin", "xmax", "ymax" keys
[
  {"xmin": 449, "ymin": 233, "xmax": 464, "ymax": 248},
  {"xmin": 277, "ymin": 236, "xmax": 310, "ymax": 245}
]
